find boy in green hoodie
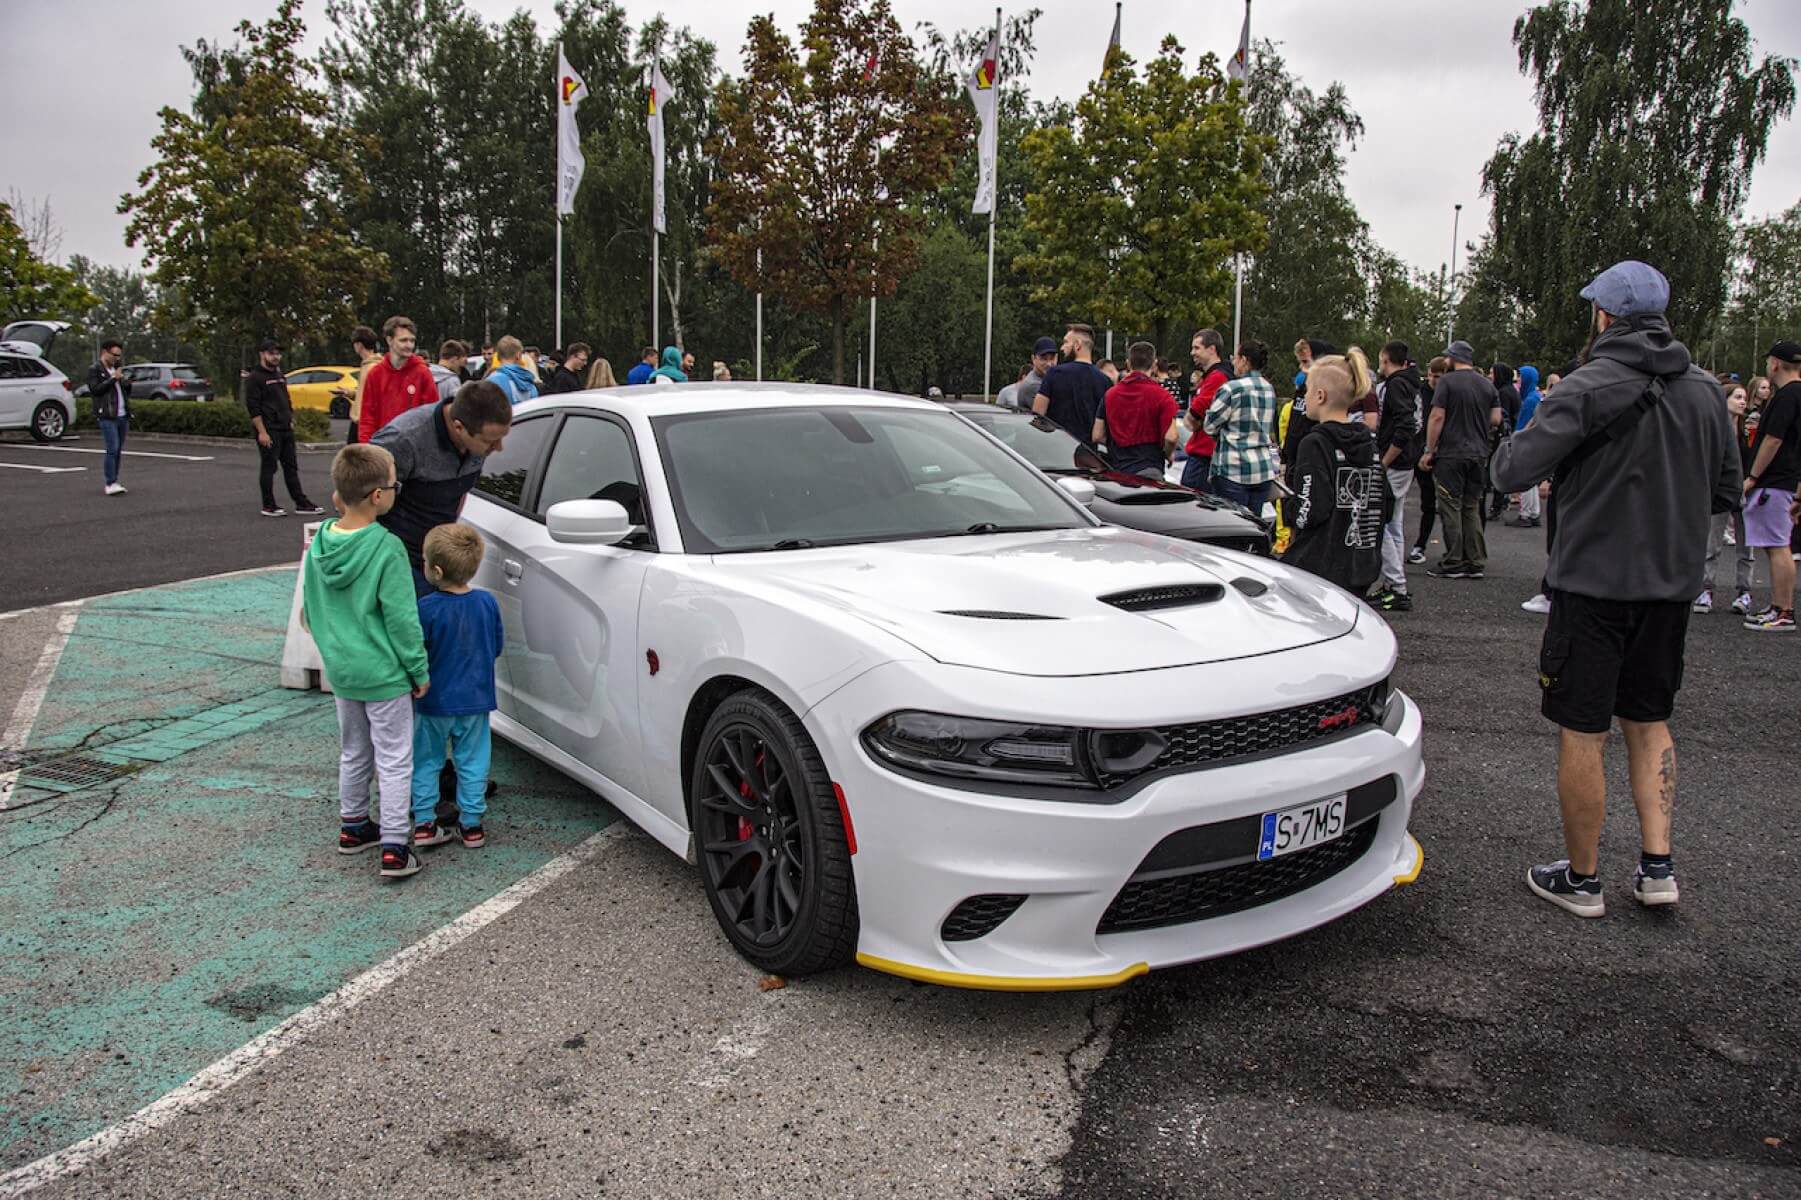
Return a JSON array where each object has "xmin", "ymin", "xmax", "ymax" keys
[{"xmin": 302, "ymin": 443, "xmax": 432, "ymax": 879}]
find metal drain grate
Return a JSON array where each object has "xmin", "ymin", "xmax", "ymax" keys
[{"xmin": 19, "ymin": 754, "xmax": 140, "ymax": 791}]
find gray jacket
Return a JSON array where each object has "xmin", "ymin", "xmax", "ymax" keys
[{"xmin": 1491, "ymin": 315, "xmax": 1739, "ymax": 602}]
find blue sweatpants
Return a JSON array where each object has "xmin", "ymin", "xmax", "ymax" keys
[{"xmin": 410, "ymin": 713, "xmax": 491, "ymax": 828}]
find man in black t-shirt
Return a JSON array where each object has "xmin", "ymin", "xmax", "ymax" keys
[
  {"xmin": 1744, "ymin": 341, "xmax": 1801, "ymax": 630},
  {"xmin": 244, "ymin": 339, "xmax": 323, "ymax": 518},
  {"xmin": 1418, "ymin": 341, "xmax": 1501, "ymax": 578},
  {"xmin": 1033, "ymin": 324, "xmax": 1111, "ymax": 445}
]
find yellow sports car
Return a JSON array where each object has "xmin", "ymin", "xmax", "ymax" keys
[{"xmin": 284, "ymin": 365, "xmax": 362, "ymax": 417}]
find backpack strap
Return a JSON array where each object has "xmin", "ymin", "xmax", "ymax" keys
[{"xmin": 1552, "ymin": 370, "xmax": 1679, "ymax": 488}]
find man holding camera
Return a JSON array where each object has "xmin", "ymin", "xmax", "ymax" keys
[{"xmin": 1491, "ymin": 261, "xmax": 1740, "ymax": 918}]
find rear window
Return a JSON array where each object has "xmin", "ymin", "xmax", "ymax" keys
[{"xmin": 173, "ymin": 367, "xmax": 206, "ymax": 381}]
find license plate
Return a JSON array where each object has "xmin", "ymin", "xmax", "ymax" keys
[{"xmin": 1257, "ymin": 796, "xmax": 1348, "ymax": 861}]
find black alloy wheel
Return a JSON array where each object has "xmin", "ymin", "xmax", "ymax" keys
[
  {"xmin": 690, "ymin": 689, "xmax": 857, "ymax": 976},
  {"xmin": 30, "ymin": 401, "xmax": 66, "ymax": 443}
]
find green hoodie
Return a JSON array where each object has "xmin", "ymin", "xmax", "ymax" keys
[
  {"xmin": 301, "ymin": 519, "xmax": 430, "ymax": 701},
  {"xmin": 653, "ymin": 346, "xmax": 688, "ymax": 383}
]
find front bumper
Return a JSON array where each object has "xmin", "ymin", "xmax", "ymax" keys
[{"xmin": 812, "ymin": 670, "xmax": 1425, "ymax": 990}]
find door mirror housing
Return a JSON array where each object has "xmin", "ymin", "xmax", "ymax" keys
[
  {"xmin": 545, "ymin": 499, "xmax": 635, "ymax": 546},
  {"xmin": 1056, "ymin": 476, "xmax": 1097, "ymax": 507}
]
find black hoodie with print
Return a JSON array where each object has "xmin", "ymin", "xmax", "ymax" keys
[{"xmin": 1284, "ymin": 418, "xmax": 1383, "ymax": 594}]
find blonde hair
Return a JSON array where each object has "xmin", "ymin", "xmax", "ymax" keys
[
  {"xmin": 1309, "ymin": 348, "xmax": 1372, "ymax": 411},
  {"xmin": 423, "ymin": 524, "xmax": 485, "ymax": 586},
  {"xmin": 712, "ymin": 361, "xmax": 731, "ymax": 381},
  {"xmin": 585, "ymin": 357, "xmax": 619, "ymax": 388},
  {"xmin": 331, "ymin": 443, "xmax": 394, "ymax": 502}
]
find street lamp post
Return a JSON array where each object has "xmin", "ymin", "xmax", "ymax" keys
[{"xmin": 1446, "ymin": 203, "xmax": 1463, "ymax": 345}]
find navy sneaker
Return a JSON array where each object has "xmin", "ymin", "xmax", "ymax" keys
[
  {"xmin": 412, "ymin": 821, "xmax": 456, "ymax": 849},
  {"xmin": 338, "ymin": 820, "xmax": 381, "ymax": 855},
  {"xmin": 1633, "ymin": 861, "xmax": 1680, "ymax": 907},
  {"xmin": 1526, "ymin": 860, "xmax": 1605, "ymax": 918},
  {"xmin": 380, "ymin": 845, "xmax": 423, "ymax": 879}
]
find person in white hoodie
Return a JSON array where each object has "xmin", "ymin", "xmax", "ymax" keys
[{"xmin": 430, "ymin": 340, "xmax": 468, "ymax": 404}]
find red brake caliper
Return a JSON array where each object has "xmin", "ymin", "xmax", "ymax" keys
[{"xmin": 736, "ymin": 775, "xmax": 754, "ymax": 842}]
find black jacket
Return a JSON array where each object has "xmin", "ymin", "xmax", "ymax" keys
[
  {"xmin": 87, "ymin": 363, "xmax": 131, "ymax": 421},
  {"xmin": 542, "ymin": 365, "xmax": 585, "ymax": 395},
  {"xmin": 1491, "ymin": 314, "xmax": 1740, "ymax": 602},
  {"xmin": 1285, "ymin": 419, "xmax": 1383, "ymax": 594},
  {"xmin": 244, "ymin": 365, "xmax": 294, "ymax": 431},
  {"xmin": 1376, "ymin": 365, "xmax": 1421, "ymax": 471}
]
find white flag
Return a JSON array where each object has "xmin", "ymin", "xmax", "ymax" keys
[
  {"xmin": 647, "ymin": 61, "xmax": 676, "ymax": 235},
  {"xmin": 1228, "ymin": 1, "xmax": 1251, "ymax": 82},
  {"xmin": 965, "ymin": 28, "xmax": 1000, "ymax": 215},
  {"xmin": 555, "ymin": 46, "xmax": 588, "ymax": 216}
]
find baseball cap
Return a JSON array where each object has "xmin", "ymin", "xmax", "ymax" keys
[
  {"xmin": 257, "ymin": 337, "xmax": 282, "ymax": 352},
  {"xmin": 1440, "ymin": 340, "xmax": 1475, "ymax": 364},
  {"xmin": 1579, "ymin": 260, "xmax": 1670, "ymax": 317},
  {"xmin": 1768, "ymin": 340, "xmax": 1801, "ymax": 365},
  {"xmin": 1032, "ymin": 336, "xmax": 1058, "ymax": 356}
]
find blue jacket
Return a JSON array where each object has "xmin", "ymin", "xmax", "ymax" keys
[
  {"xmin": 1515, "ymin": 365, "xmax": 1542, "ymax": 431},
  {"xmin": 626, "ymin": 361, "xmax": 655, "ymax": 385},
  {"xmin": 489, "ymin": 362, "xmax": 539, "ymax": 405}
]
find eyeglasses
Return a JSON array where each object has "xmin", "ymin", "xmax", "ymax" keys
[{"xmin": 367, "ymin": 479, "xmax": 401, "ymax": 499}]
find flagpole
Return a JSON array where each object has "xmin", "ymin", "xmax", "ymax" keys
[
  {"xmin": 1232, "ymin": 256, "xmax": 1243, "ymax": 351},
  {"xmin": 555, "ymin": 220, "xmax": 563, "ymax": 347},
  {"xmin": 651, "ymin": 230, "xmax": 660, "ymax": 351},
  {"xmin": 981, "ymin": 7, "xmax": 1001, "ymax": 401},
  {"xmin": 755, "ymin": 246, "xmax": 764, "ymax": 381}
]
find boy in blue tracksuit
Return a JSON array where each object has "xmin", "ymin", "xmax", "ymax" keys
[{"xmin": 408, "ymin": 523, "xmax": 504, "ymax": 850}]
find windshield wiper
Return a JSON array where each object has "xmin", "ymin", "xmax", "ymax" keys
[
  {"xmin": 769, "ymin": 538, "xmax": 817, "ymax": 550},
  {"xmin": 965, "ymin": 522, "xmax": 1001, "ymax": 534}
]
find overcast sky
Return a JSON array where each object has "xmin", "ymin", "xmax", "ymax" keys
[{"xmin": 3, "ymin": 0, "xmax": 1797, "ymax": 281}]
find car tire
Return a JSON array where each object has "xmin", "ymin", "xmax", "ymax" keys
[
  {"xmin": 690, "ymin": 688, "xmax": 858, "ymax": 976},
  {"xmin": 29, "ymin": 401, "xmax": 67, "ymax": 443},
  {"xmin": 151, "ymin": 391, "xmax": 168, "ymax": 401},
  {"xmin": 329, "ymin": 397, "xmax": 350, "ymax": 419}
]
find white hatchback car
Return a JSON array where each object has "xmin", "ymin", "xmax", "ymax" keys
[
  {"xmin": 462, "ymin": 385, "xmax": 1424, "ymax": 990},
  {"xmin": 0, "ymin": 319, "xmax": 76, "ymax": 442}
]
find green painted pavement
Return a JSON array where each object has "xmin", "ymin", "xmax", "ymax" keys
[{"xmin": 0, "ymin": 570, "xmax": 616, "ymax": 1171}]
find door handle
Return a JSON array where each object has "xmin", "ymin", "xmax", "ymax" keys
[{"xmin": 503, "ymin": 558, "xmax": 524, "ymax": 582}]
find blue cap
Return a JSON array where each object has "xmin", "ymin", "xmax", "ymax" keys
[{"xmin": 1579, "ymin": 260, "xmax": 1670, "ymax": 317}]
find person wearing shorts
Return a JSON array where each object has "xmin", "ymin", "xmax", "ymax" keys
[
  {"xmin": 1491, "ymin": 261, "xmax": 1740, "ymax": 919},
  {"xmin": 1740, "ymin": 341, "xmax": 1801, "ymax": 630}
]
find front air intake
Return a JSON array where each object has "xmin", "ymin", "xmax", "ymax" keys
[
  {"xmin": 941, "ymin": 894, "xmax": 1028, "ymax": 941},
  {"xmin": 1099, "ymin": 583, "xmax": 1226, "ymax": 613}
]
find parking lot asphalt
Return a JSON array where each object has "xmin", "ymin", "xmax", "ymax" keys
[{"xmin": 0, "ymin": 495, "xmax": 1796, "ymax": 1198}]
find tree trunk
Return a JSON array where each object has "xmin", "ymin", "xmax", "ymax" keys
[
  {"xmin": 831, "ymin": 295, "xmax": 846, "ymax": 385},
  {"xmin": 1154, "ymin": 317, "xmax": 1170, "ymax": 362},
  {"xmin": 663, "ymin": 258, "xmax": 686, "ymax": 351}
]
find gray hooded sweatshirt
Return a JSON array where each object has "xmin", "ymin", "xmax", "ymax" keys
[{"xmin": 1491, "ymin": 314, "xmax": 1740, "ymax": 602}]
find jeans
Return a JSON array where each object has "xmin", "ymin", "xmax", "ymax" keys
[
  {"xmin": 336, "ymin": 694, "xmax": 415, "ymax": 846},
  {"xmin": 1433, "ymin": 457, "xmax": 1488, "ymax": 572},
  {"xmin": 411, "ymin": 713, "xmax": 491, "ymax": 828},
  {"xmin": 1703, "ymin": 510, "xmax": 1755, "ymax": 594},
  {"xmin": 1212, "ymin": 477, "xmax": 1272, "ymax": 516},
  {"xmin": 98, "ymin": 416, "xmax": 128, "ymax": 485},
  {"xmin": 1180, "ymin": 456, "xmax": 1213, "ymax": 493},
  {"xmin": 257, "ymin": 428, "xmax": 313, "ymax": 509},
  {"xmin": 1380, "ymin": 468, "xmax": 1414, "ymax": 590}
]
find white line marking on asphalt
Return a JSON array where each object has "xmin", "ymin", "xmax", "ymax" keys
[
  {"xmin": 0, "ymin": 462, "xmax": 86, "ymax": 474},
  {"xmin": 0, "ymin": 562, "xmax": 293, "ymax": 620},
  {"xmin": 4, "ymin": 445, "xmax": 214, "ymax": 462},
  {"xmin": 0, "ymin": 822, "xmax": 631, "ymax": 1198},
  {"xmin": 0, "ymin": 609, "xmax": 81, "ymax": 809}
]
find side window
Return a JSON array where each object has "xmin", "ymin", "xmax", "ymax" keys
[
  {"xmin": 14, "ymin": 358, "xmax": 49, "ymax": 379},
  {"xmin": 536, "ymin": 416, "xmax": 651, "ymax": 542},
  {"xmin": 0, "ymin": 358, "xmax": 19, "ymax": 380},
  {"xmin": 473, "ymin": 414, "xmax": 554, "ymax": 511}
]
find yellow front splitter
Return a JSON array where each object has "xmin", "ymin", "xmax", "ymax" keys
[{"xmin": 856, "ymin": 953, "xmax": 1149, "ymax": 992}]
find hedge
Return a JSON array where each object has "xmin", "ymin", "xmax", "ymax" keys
[{"xmin": 75, "ymin": 400, "xmax": 331, "ymax": 442}]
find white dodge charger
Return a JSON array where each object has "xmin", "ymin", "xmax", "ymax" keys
[{"xmin": 462, "ymin": 384, "xmax": 1424, "ymax": 990}]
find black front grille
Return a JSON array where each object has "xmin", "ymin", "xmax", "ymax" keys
[
  {"xmin": 1094, "ymin": 683, "xmax": 1386, "ymax": 789},
  {"xmin": 1097, "ymin": 817, "xmax": 1380, "ymax": 934},
  {"xmin": 941, "ymin": 894, "xmax": 1028, "ymax": 942}
]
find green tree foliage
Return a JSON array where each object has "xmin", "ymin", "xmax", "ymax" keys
[
  {"xmin": 1482, "ymin": 0, "xmax": 1795, "ymax": 367},
  {"xmin": 121, "ymin": 0, "xmax": 388, "ymax": 379},
  {"xmin": 0, "ymin": 202, "xmax": 99, "ymax": 325},
  {"xmin": 708, "ymin": 0, "xmax": 970, "ymax": 384},
  {"xmin": 1017, "ymin": 37, "xmax": 1268, "ymax": 354},
  {"xmin": 1720, "ymin": 203, "xmax": 1801, "ymax": 376}
]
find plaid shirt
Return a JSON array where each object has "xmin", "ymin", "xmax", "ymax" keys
[{"xmin": 1201, "ymin": 370, "xmax": 1278, "ymax": 484}]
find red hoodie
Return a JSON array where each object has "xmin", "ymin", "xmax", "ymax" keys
[
  {"xmin": 1184, "ymin": 363, "xmax": 1231, "ymax": 458},
  {"xmin": 358, "ymin": 354, "xmax": 439, "ymax": 442}
]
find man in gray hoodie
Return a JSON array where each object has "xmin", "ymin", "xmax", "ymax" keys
[{"xmin": 1492, "ymin": 260, "xmax": 1740, "ymax": 919}]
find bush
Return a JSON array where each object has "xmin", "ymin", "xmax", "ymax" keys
[{"xmin": 74, "ymin": 400, "xmax": 330, "ymax": 442}]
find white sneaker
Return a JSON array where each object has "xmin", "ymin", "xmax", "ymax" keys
[
  {"xmin": 1692, "ymin": 589, "xmax": 1713, "ymax": 614},
  {"xmin": 1731, "ymin": 591, "xmax": 1754, "ymax": 615},
  {"xmin": 1521, "ymin": 593, "xmax": 1552, "ymax": 614},
  {"xmin": 104, "ymin": 482, "xmax": 126, "ymax": 496}
]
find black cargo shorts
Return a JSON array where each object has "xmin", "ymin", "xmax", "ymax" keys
[{"xmin": 1537, "ymin": 589, "xmax": 1691, "ymax": 734}]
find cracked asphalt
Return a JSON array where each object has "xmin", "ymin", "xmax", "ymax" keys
[{"xmin": 1, "ymin": 489, "xmax": 1796, "ymax": 1198}]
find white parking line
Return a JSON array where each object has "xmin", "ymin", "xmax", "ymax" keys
[
  {"xmin": 6, "ymin": 445, "xmax": 214, "ymax": 462},
  {"xmin": 0, "ymin": 462, "xmax": 85, "ymax": 474},
  {"xmin": 0, "ymin": 608, "xmax": 81, "ymax": 809},
  {"xmin": 0, "ymin": 822, "xmax": 631, "ymax": 1197}
]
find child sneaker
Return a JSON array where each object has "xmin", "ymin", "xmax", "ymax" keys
[
  {"xmin": 380, "ymin": 845, "xmax": 423, "ymax": 878},
  {"xmin": 1525, "ymin": 860, "xmax": 1605, "ymax": 918},
  {"xmin": 460, "ymin": 825, "xmax": 486, "ymax": 849},
  {"xmin": 1633, "ymin": 862, "xmax": 1680, "ymax": 907},
  {"xmin": 338, "ymin": 819, "xmax": 381, "ymax": 854},
  {"xmin": 413, "ymin": 821, "xmax": 456, "ymax": 849}
]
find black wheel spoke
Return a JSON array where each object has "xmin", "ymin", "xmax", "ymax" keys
[
  {"xmin": 704, "ymin": 764, "xmax": 757, "ymax": 814},
  {"xmin": 776, "ymin": 865, "xmax": 801, "ymax": 915}
]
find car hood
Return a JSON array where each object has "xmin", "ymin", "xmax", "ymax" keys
[{"xmin": 708, "ymin": 528, "xmax": 1359, "ymax": 677}]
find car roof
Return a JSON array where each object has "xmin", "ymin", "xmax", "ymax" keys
[
  {"xmin": 130, "ymin": 362, "xmax": 202, "ymax": 369},
  {"xmin": 287, "ymin": 364, "xmax": 360, "ymax": 372},
  {"xmin": 512, "ymin": 381, "xmax": 943, "ymax": 420}
]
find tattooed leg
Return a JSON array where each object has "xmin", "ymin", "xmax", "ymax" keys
[{"xmin": 1621, "ymin": 719, "xmax": 1674, "ymax": 857}]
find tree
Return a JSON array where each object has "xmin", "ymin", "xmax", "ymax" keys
[
  {"xmin": 0, "ymin": 202, "xmax": 99, "ymax": 325},
  {"xmin": 1721, "ymin": 203, "xmax": 1801, "ymax": 376},
  {"xmin": 5, "ymin": 192, "xmax": 63, "ymax": 262},
  {"xmin": 708, "ymin": 0, "xmax": 970, "ymax": 384},
  {"xmin": 121, "ymin": 0, "xmax": 388, "ymax": 377},
  {"xmin": 1482, "ymin": 0, "xmax": 1795, "ymax": 368},
  {"xmin": 1016, "ymin": 36, "xmax": 1268, "ymax": 355}
]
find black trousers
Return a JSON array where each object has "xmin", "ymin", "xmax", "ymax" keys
[
  {"xmin": 1412, "ymin": 465, "xmax": 1437, "ymax": 550},
  {"xmin": 258, "ymin": 429, "xmax": 311, "ymax": 508}
]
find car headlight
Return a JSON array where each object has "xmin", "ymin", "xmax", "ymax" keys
[{"xmin": 862, "ymin": 712, "xmax": 1169, "ymax": 792}]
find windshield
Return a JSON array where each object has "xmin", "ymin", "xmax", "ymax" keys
[
  {"xmin": 654, "ymin": 405, "xmax": 1093, "ymax": 553},
  {"xmin": 956, "ymin": 409, "xmax": 1112, "ymax": 475}
]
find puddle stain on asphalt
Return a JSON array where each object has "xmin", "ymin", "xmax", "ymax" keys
[{"xmin": 0, "ymin": 569, "xmax": 615, "ymax": 1172}]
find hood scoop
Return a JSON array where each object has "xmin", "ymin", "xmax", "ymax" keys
[
  {"xmin": 1100, "ymin": 583, "xmax": 1226, "ymax": 613},
  {"xmin": 939, "ymin": 609, "xmax": 1063, "ymax": 621}
]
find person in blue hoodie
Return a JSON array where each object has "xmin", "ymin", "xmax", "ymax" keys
[
  {"xmin": 651, "ymin": 345, "xmax": 688, "ymax": 384},
  {"xmin": 486, "ymin": 335, "xmax": 540, "ymax": 405},
  {"xmin": 1510, "ymin": 365, "xmax": 1543, "ymax": 526}
]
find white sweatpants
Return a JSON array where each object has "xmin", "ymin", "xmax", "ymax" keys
[
  {"xmin": 337, "ymin": 694, "xmax": 415, "ymax": 845},
  {"xmin": 1518, "ymin": 483, "xmax": 1541, "ymax": 521},
  {"xmin": 1381, "ymin": 468, "xmax": 1414, "ymax": 591}
]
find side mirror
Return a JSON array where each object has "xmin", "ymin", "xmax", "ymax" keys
[
  {"xmin": 1057, "ymin": 476, "xmax": 1097, "ymax": 507},
  {"xmin": 545, "ymin": 499, "xmax": 634, "ymax": 546}
]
